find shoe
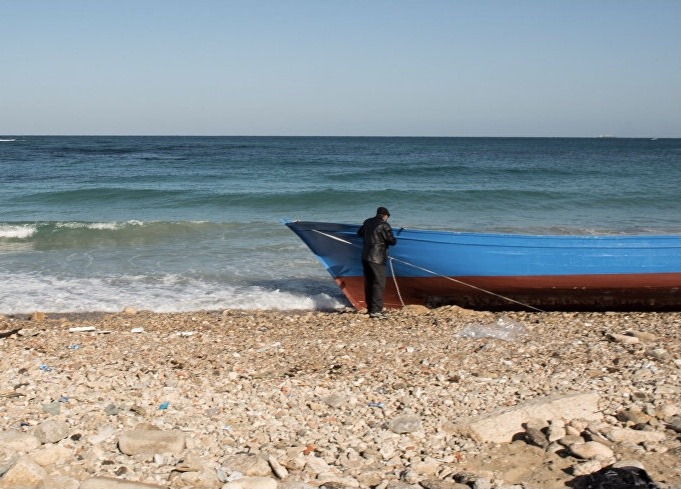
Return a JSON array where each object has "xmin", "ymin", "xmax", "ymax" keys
[{"xmin": 369, "ymin": 312, "xmax": 387, "ymax": 319}]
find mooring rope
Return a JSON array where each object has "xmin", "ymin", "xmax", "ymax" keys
[
  {"xmin": 388, "ymin": 258, "xmax": 406, "ymax": 307},
  {"xmin": 310, "ymin": 228, "xmax": 546, "ymax": 312}
]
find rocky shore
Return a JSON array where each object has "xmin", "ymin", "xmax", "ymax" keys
[{"xmin": 1, "ymin": 307, "xmax": 680, "ymax": 489}]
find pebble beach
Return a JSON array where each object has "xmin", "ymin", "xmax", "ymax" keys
[{"xmin": 1, "ymin": 307, "xmax": 680, "ymax": 489}]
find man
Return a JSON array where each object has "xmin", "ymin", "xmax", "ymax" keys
[{"xmin": 357, "ymin": 206, "xmax": 397, "ymax": 318}]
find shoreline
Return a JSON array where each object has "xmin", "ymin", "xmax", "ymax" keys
[{"xmin": 2, "ymin": 307, "xmax": 680, "ymax": 488}]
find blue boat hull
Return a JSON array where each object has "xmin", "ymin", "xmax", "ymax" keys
[{"xmin": 285, "ymin": 221, "xmax": 681, "ymax": 311}]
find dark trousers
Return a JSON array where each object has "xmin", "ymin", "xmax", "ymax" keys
[{"xmin": 362, "ymin": 260, "xmax": 386, "ymax": 314}]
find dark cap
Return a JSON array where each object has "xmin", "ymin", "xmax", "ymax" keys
[{"xmin": 376, "ymin": 206, "xmax": 390, "ymax": 216}]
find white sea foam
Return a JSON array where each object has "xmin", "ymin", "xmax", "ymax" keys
[
  {"xmin": 0, "ymin": 224, "xmax": 38, "ymax": 239},
  {"xmin": 0, "ymin": 272, "xmax": 345, "ymax": 314},
  {"xmin": 56, "ymin": 221, "xmax": 146, "ymax": 230}
]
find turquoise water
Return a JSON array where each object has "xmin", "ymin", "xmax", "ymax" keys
[{"xmin": 1, "ymin": 136, "xmax": 679, "ymax": 313}]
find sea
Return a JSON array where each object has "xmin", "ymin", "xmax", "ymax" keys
[{"xmin": 1, "ymin": 136, "xmax": 679, "ymax": 314}]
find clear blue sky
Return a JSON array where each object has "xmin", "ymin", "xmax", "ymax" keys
[{"xmin": 2, "ymin": 0, "xmax": 679, "ymax": 137}]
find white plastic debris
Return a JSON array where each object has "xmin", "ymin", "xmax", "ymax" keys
[
  {"xmin": 68, "ymin": 326, "xmax": 96, "ymax": 333},
  {"xmin": 455, "ymin": 316, "xmax": 527, "ymax": 341}
]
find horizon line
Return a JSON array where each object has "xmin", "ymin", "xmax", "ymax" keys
[{"xmin": 2, "ymin": 134, "xmax": 678, "ymax": 139}]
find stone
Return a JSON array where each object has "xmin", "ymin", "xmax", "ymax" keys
[
  {"xmin": 410, "ymin": 458, "xmax": 439, "ymax": 476},
  {"xmin": 89, "ymin": 425, "xmax": 116, "ymax": 444},
  {"xmin": 420, "ymin": 480, "xmax": 469, "ymax": 489},
  {"xmin": 79, "ymin": 477, "xmax": 169, "ymax": 489},
  {"xmin": 524, "ymin": 427, "xmax": 548, "ymax": 448},
  {"xmin": 0, "ymin": 328, "xmax": 21, "ymax": 339},
  {"xmin": 569, "ymin": 441, "xmax": 614, "ymax": 460},
  {"xmin": 37, "ymin": 475, "xmax": 79, "ymax": 489},
  {"xmin": 400, "ymin": 305, "xmax": 430, "ymax": 314},
  {"xmin": 118, "ymin": 429, "xmax": 185, "ymax": 456},
  {"xmin": 278, "ymin": 483, "xmax": 317, "ymax": 489},
  {"xmin": 667, "ymin": 416, "xmax": 681, "ymax": 433},
  {"xmin": 267, "ymin": 454, "xmax": 289, "ymax": 479},
  {"xmin": 223, "ymin": 453, "xmax": 272, "ymax": 477},
  {"xmin": 0, "ymin": 431, "xmax": 41, "ymax": 453},
  {"xmin": 317, "ymin": 475, "xmax": 361, "ymax": 487},
  {"xmin": 645, "ymin": 348, "xmax": 671, "ymax": 361},
  {"xmin": 472, "ymin": 478, "xmax": 492, "ymax": 489},
  {"xmin": 388, "ymin": 414, "xmax": 421, "ymax": 434},
  {"xmin": 0, "ymin": 447, "xmax": 16, "ymax": 477},
  {"xmin": 656, "ymin": 403, "xmax": 680, "ymax": 420},
  {"xmin": 558, "ymin": 435, "xmax": 585, "ymax": 447},
  {"xmin": 221, "ymin": 477, "xmax": 278, "ymax": 489},
  {"xmin": 606, "ymin": 333, "xmax": 639, "ymax": 344},
  {"xmin": 31, "ymin": 444, "xmax": 71, "ymax": 466},
  {"xmin": 0, "ymin": 456, "xmax": 47, "ymax": 489},
  {"xmin": 571, "ymin": 460, "xmax": 603, "ymax": 476},
  {"xmin": 616, "ymin": 408, "xmax": 651, "ymax": 425},
  {"xmin": 31, "ymin": 311, "xmax": 46, "ymax": 322},
  {"xmin": 41, "ymin": 402, "xmax": 61, "ymax": 416},
  {"xmin": 628, "ymin": 330, "xmax": 658, "ymax": 342},
  {"xmin": 613, "ymin": 460, "xmax": 646, "ymax": 470},
  {"xmin": 34, "ymin": 419, "xmax": 69, "ymax": 444},
  {"xmin": 303, "ymin": 454, "xmax": 331, "ymax": 474},
  {"xmin": 547, "ymin": 419, "xmax": 566, "ymax": 442},
  {"xmin": 321, "ymin": 393, "xmax": 346, "ymax": 408},
  {"xmin": 607, "ymin": 428, "xmax": 665, "ymax": 444},
  {"xmin": 174, "ymin": 452, "xmax": 204, "ymax": 472},
  {"xmin": 453, "ymin": 392, "xmax": 601, "ymax": 443},
  {"xmin": 171, "ymin": 467, "xmax": 220, "ymax": 488}
]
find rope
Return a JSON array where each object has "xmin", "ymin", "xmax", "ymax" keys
[
  {"xmin": 310, "ymin": 229, "xmax": 546, "ymax": 312},
  {"xmin": 387, "ymin": 254, "xmax": 545, "ymax": 312},
  {"xmin": 388, "ymin": 258, "xmax": 406, "ymax": 307}
]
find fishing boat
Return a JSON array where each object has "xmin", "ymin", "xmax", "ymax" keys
[{"xmin": 284, "ymin": 220, "xmax": 681, "ymax": 312}]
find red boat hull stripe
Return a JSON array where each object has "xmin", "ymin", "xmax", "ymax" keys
[{"xmin": 336, "ymin": 273, "xmax": 681, "ymax": 311}]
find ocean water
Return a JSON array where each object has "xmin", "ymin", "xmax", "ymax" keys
[{"xmin": 1, "ymin": 136, "xmax": 679, "ymax": 314}]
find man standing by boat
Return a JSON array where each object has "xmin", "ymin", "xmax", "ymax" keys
[{"xmin": 357, "ymin": 207, "xmax": 397, "ymax": 319}]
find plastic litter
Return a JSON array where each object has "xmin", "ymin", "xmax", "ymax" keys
[
  {"xmin": 159, "ymin": 401, "xmax": 170, "ymax": 410},
  {"xmin": 585, "ymin": 464, "xmax": 660, "ymax": 489},
  {"xmin": 38, "ymin": 364, "xmax": 52, "ymax": 372},
  {"xmin": 367, "ymin": 402, "xmax": 384, "ymax": 409},
  {"xmin": 176, "ymin": 331, "xmax": 194, "ymax": 337},
  {"xmin": 455, "ymin": 316, "xmax": 526, "ymax": 341},
  {"xmin": 58, "ymin": 396, "xmax": 69, "ymax": 403},
  {"xmin": 69, "ymin": 326, "xmax": 96, "ymax": 333},
  {"xmin": 66, "ymin": 344, "xmax": 80, "ymax": 350},
  {"xmin": 130, "ymin": 327, "xmax": 144, "ymax": 333}
]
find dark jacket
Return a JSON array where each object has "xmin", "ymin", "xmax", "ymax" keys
[{"xmin": 357, "ymin": 216, "xmax": 397, "ymax": 264}]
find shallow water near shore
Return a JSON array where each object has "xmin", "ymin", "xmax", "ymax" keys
[{"xmin": 1, "ymin": 136, "xmax": 679, "ymax": 314}]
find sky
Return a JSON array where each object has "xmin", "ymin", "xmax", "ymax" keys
[{"xmin": 1, "ymin": 0, "xmax": 679, "ymax": 137}]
